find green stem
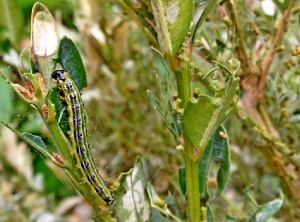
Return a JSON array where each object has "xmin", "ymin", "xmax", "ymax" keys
[
  {"xmin": 175, "ymin": 68, "xmax": 201, "ymax": 221},
  {"xmin": 183, "ymin": 136, "xmax": 201, "ymax": 222},
  {"xmin": 43, "ymin": 112, "xmax": 115, "ymax": 221},
  {"xmin": 46, "ymin": 120, "xmax": 73, "ymax": 164},
  {"xmin": 43, "ymin": 115, "xmax": 88, "ymax": 196}
]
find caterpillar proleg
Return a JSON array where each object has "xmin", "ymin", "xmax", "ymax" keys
[{"xmin": 52, "ymin": 70, "xmax": 114, "ymax": 206}]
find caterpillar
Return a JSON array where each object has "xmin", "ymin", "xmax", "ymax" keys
[{"xmin": 52, "ymin": 70, "xmax": 114, "ymax": 205}]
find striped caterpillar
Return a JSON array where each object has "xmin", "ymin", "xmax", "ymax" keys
[{"xmin": 52, "ymin": 70, "xmax": 114, "ymax": 206}]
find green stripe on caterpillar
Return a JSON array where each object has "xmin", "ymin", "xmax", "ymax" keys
[{"xmin": 52, "ymin": 70, "xmax": 114, "ymax": 206}]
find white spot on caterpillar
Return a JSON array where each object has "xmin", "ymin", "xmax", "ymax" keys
[{"xmin": 166, "ymin": 2, "xmax": 179, "ymax": 24}]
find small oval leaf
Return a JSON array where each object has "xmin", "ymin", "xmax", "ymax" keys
[
  {"xmin": 0, "ymin": 120, "xmax": 52, "ymax": 160},
  {"xmin": 249, "ymin": 195, "xmax": 283, "ymax": 222},
  {"xmin": 57, "ymin": 36, "xmax": 87, "ymax": 90}
]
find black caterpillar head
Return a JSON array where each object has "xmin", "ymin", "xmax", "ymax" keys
[{"xmin": 52, "ymin": 70, "xmax": 66, "ymax": 81}]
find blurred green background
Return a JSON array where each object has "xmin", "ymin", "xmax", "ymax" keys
[{"xmin": 0, "ymin": 0, "xmax": 299, "ymax": 221}]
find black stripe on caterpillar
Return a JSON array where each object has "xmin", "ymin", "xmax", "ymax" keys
[{"xmin": 52, "ymin": 70, "xmax": 114, "ymax": 206}]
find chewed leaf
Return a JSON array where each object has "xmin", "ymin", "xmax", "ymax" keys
[
  {"xmin": 114, "ymin": 157, "xmax": 151, "ymax": 222},
  {"xmin": 179, "ymin": 125, "xmax": 230, "ymax": 200},
  {"xmin": 249, "ymin": 194, "xmax": 283, "ymax": 222},
  {"xmin": 151, "ymin": 0, "xmax": 193, "ymax": 56},
  {"xmin": 182, "ymin": 74, "xmax": 239, "ymax": 159},
  {"xmin": 0, "ymin": 120, "xmax": 52, "ymax": 160},
  {"xmin": 198, "ymin": 125, "xmax": 230, "ymax": 199}
]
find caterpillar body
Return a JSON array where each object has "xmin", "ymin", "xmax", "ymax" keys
[{"xmin": 52, "ymin": 70, "xmax": 114, "ymax": 205}]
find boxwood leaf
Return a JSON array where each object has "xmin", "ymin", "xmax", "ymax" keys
[
  {"xmin": 151, "ymin": 0, "xmax": 193, "ymax": 56},
  {"xmin": 56, "ymin": 36, "xmax": 87, "ymax": 90},
  {"xmin": 0, "ymin": 120, "xmax": 52, "ymax": 160}
]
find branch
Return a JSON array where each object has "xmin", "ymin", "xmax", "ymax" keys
[{"xmin": 258, "ymin": 0, "xmax": 295, "ymax": 101}]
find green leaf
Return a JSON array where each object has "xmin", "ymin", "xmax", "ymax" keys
[
  {"xmin": 249, "ymin": 194, "xmax": 284, "ymax": 222},
  {"xmin": 216, "ymin": 39, "xmax": 226, "ymax": 53},
  {"xmin": 0, "ymin": 0, "xmax": 24, "ymax": 44},
  {"xmin": 151, "ymin": 0, "xmax": 193, "ymax": 56},
  {"xmin": 207, "ymin": 205, "xmax": 214, "ymax": 222},
  {"xmin": 179, "ymin": 125, "xmax": 230, "ymax": 199},
  {"xmin": 147, "ymin": 183, "xmax": 182, "ymax": 222},
  {"xmin": 0, "ymin": 67, "xmax": 12, "ymax": 121},
  {"xmin": 182, "ymin": 69, "xmax": 239, "ymax": 159},
  {"xmin": 191, "ymin": 0, "xmax": 218, "ymax": 44},
  {"xmin": 114, "ymin": 157, "xmax": 151, "ymax": 222},
  {"xmin": 178, "ymin": 166, "xmax": 186, "ymax": 195},
  {"xmin": 57, "ymin": 36, "xmax": 87, "ymax": 90},
  {"xmin": 165, "ymin": 192, "xmax": 180, "ymax": 218},
  {"xmin": 151, "ymin": 208, "xmax": 169, "ymax": 222},
  {"xmin": 147, "ymin": 89, "xmax": 180, "ymax": 138},
  {"xmin": 48, "ymin": 88, "xmax": 69, "ymax": 137},
  {"xmin": 225, "ymin": 215, "xmax": 236, "ymax": 222},
  {"xmin": 199, "ymin": 125, "xmax": 230, "ymax": 199},
  {"xmin": 272, "ymin": 0, "xmax": 289, "ymax": 12},
  {"xmin": 0, "ymin": 120, "xmax": 52, "ymax": 160}
]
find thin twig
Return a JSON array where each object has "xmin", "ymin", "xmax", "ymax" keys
[{"xmin": 258, "ymin": 0, "xmax": 295, "ymax": 101}]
